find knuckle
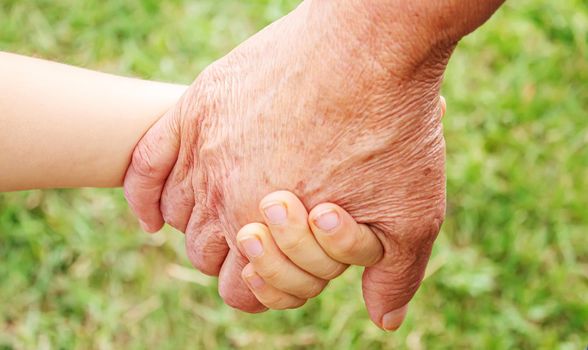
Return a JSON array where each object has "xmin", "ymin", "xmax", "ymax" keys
[
  {"xmin": 330, "ymin": 233, "xmax": 361, "ymax": 258},
  {"xmin": 160, "ymin": 188, "xmax": 193, "ymax": 233},
  {"xmin": 186, "ymin": 249, "xmax": 213, "ymax": 276},
  {"xmin": 130, "ymin": 143, "xmax": 157, "ymax": 179},
  {"xmin": 189, "ymin": 254, "xmax": 221, "ymax": 276},
  {"xmin": 317, "ymin": 263, "xmax": 347, "ymax": 280},
  {"xmin": 256, "ymin": 262, "xmax": 282, "ymax": 283},
  {"xmin": 300, "ymin": 280, "xmax": 327, "ymax": 299},
  {"xmin": 185, "ymin": 231, "xmax": 226, "ymax": 277},
  {"xmin": 402, "ymin": 216, "xmax": 444, "ymax": 248},
  {"xmin": 277, "ymin": 231, "xmax": 308, "ymax": 255},
  {"xmin": 161, "ymin": 210, "xmax": 184, "ymax": 232}
]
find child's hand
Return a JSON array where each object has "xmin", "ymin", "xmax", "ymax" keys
[{"xmin": 237, "ymin": 191, "xmax": 383, "ymax": 310}]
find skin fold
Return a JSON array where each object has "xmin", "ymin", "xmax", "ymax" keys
[{"xmin": 124, "ymin": 0, "xmax": 505, "ymax": 328}]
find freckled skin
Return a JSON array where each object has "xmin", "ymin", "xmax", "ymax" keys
[
  {"xmin": 164, "ymin": 8, "xmax": 447, "ymax": 317},
  {"xmin": 124, "ymin": 0, "xmax": 505, "ymax": 327}
]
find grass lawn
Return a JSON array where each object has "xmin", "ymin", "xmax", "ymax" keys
[{"xmin": 1, "ymin": 0, "xmax": 587, "ymax": 348}]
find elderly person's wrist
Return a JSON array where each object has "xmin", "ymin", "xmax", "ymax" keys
[{"xmin": 305, "ymin": 0, "xmax": 503, "ymax": 81}]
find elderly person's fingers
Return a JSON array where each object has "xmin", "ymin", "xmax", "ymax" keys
[
  {"xmin": 237, "ymin": 223, "xmax": 328, "ymax": 299},
  {"xmin": 123, "ymin": 107, "xmax": 182, "ymax": 233},
  {"xmin": 242, "ymin": 263, "xmax": 307, "ymax": 310},
  {"xmin": 185, "ymin": 219, "xmax": 229, "ymax": 276},
  {"xmin": 308, "ymin": 203, "xmax": 384, "ymax": 267},
  {"xmin": 217, "ymin": 248, "xmax": 267, "ymax": 313},
  {"xmin": 259, "ymin": 191, "xmax": 348, "ymax": 280},
  {"xmin": 159, "ymin": 165, "xmax": 195, "ymax": 233}
]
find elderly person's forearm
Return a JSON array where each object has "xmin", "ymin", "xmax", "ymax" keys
[{"xmin": 308, "ymin": 0, "xmax": 505, "ymax": 76}]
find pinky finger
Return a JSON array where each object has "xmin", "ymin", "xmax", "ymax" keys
[{"xmin": 242, "ymin": 264, "xmax": 307, "ymax": 310}]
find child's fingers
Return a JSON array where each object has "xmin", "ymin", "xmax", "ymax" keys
[
  {"xmin": 309, "ymin": 203, "xmax": 384, "ymax": 267},
  {"xmin": 241, "ymin": 264, "xmax": 307, "ymax": 310},
  {"xmin": 259, "ymin": 191, "xmax": 348, "ymax": 280},
  {"xmin": 237, "ymin": 223, "xmax": 327, "ymax": 299}
]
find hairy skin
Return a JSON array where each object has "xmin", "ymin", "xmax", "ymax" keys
[{"xmin": 124, "ymin": 0, "xmax": 504, "ymax": 328}]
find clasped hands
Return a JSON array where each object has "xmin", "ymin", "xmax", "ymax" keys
[{"xmin": 122, "ymin": 0, "xmax": 501, "ymax": 330}]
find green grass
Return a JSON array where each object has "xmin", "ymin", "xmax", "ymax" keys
[{"xmin": 1, "ymin": 0, "xmax": 587, "ymax": 348}]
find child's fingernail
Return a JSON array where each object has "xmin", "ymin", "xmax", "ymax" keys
[
  {"xmin": 313, "ymin": 210, "xmax": 340, "ymax": 232},
  {"xmin": 382, "ymin": 305, "xmax": 408, "ymax": 331},
  {"xmin": 246, "ymin": 273, "xmax": 265, "ymax": 289},
  {"xmin": 263, "ymin": 202, "xmax": 287, "ymax": 225},
  {"xmin": 240, "ymin": 236, "xmax": 264, "ymax": 258}
]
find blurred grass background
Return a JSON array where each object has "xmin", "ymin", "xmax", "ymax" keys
[{"xmin": 0, "ymin": 0, "xmax": 587, "ymax": 348}]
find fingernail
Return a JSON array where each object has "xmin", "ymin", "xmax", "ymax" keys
[
  {"xmin": 313, "ymin": 210, "xmax": 340, "ymax": 232},
  {"xmin": 139, "ymin": 220, "xmax": 151, "ymax": 232},
  {"xmin": 246, "ymin": 273, "xmax": 265, "ymax": 289},
  {"xmin": 263, "ymin": 202, "xmax": 287, "ymax": 225},
  {"xmin": 382, "ymin": 305, "xmax": 408, "ymax": 331},
  {"xmin": 240, "ymin": 236, "xmax": 264, "ymax": 258}
]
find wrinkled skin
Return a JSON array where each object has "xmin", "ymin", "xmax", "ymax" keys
[{"xmin": 124, "ymin": 0, "xmax": 504, "ymax": 328}]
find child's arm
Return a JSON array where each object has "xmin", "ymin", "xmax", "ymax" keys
[{"xmin": 0, "ymin": 52, "xmax": 187, "ymax": 191}]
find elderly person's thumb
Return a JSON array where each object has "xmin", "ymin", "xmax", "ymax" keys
[{"xmin": 362, "ymin": 217, "xmax": 442, "ymax": 331}]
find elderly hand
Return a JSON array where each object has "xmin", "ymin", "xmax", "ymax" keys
[{"xmin": 124, "ymin": 0, "xmax": 503, "ymax": 329}]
